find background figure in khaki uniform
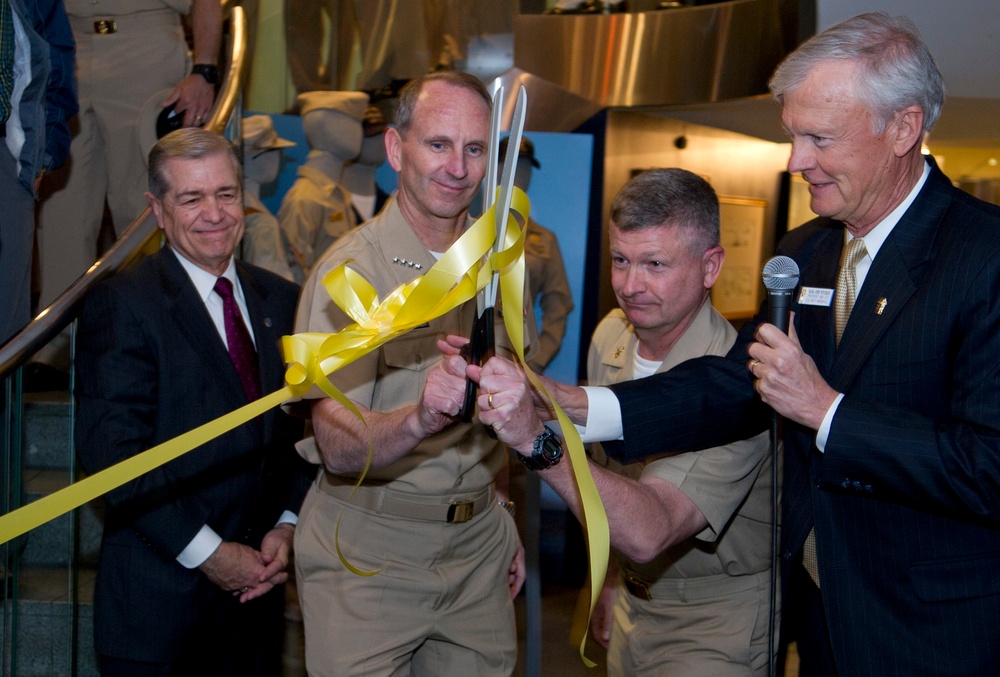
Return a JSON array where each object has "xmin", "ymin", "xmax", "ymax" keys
[
  {"xmin": 36, "ymin": 0, "xmax": 220, "ymax": 313},
  {"xmin": 240, "ymin": 114, "xmax": 295, "ymax": 281},
  {"xmin": 292, "ymin": 72, "xmax": 527, "ymax": 677},
  {"xmin": 497, "ymin": 135, "xmax": 573, "ymax": 374},
  {"xmin": 476, "ymin": 169, "xmax": 774, "ymax": 676},
  {"xmin": 277, "ymin": 90, "xmax": 365, "ymax": 284}
]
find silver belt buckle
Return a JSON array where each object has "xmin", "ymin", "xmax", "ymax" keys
[
  {"xmin": 93, "ymin": 19, "xmax": 117, "ymax": 34},
  {"xmin": 447, "ymin": 501, "xmax": 475, "ymax": 523}
]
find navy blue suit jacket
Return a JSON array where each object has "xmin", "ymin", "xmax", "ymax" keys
[
  {"xmin": 75, "ymin": 248, "xmax": 312, "ymax": 664},
  {"xmin": 610, "ymin": 161, "xmax": 1000, "ymax": 675}
]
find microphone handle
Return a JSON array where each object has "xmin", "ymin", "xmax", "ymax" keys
[{"xmin": 767, "ymin": 288, "xmax": 793, "ymax": 334}]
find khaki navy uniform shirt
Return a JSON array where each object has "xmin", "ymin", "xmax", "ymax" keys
[
  {"xmin": 295, "ymin": 196, "xmax": 539, "ymax": 495},
  {"xmin": 589, "ymin": 300, "xmax": 773, "ymax": 587},
  {"xmin": 278, "ymin": 164, "xmax": 357, "ymax": 284}
]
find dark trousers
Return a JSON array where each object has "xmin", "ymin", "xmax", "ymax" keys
[
  {"xmin": 97, "ymin": 582, "xmax": 285, "ymax": 677},
  {"xmin": 780, "ymin": 561, "xmax": 839, "ymax": 677}
]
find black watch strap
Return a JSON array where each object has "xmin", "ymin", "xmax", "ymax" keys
[
  {"xmin": 191, "ymin": 63, "xmax": 220, "ymax": 85},
  {"xmin": 518, "ymin": 427, "xmax": 563, "ymax": 471}
]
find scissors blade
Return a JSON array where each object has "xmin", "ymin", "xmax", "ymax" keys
[
  {"xmin": 478, "ymin": 86, "xmax": 504, "ymax": 315},
  {"xmin": 487, "ymin": 85, "xmax": 527, "ymax": 308}
]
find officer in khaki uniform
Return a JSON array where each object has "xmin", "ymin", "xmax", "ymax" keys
[
  {"xmin": 292, "ymin": 71, "xmax": 534, "ymax": 677},
  {"xmin": 478, "ymin": 169, "xmax": 774, "ymax": 676},
  {"xmin": 37, "ymin": 0, "xmax": 221, "ymax": 312},
  {"xmin": 588, "ymin": 300, "xmax": 773, "ymax": 676}
]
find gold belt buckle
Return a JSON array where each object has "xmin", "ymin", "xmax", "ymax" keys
[
  {"xmin": 447, "ymin": 501, "xmax": 475, "ymax": 523},
  {"xmin": 622, "ymin": 573, "xmax": 652, "ymax": 601},
  {"xmin": 93, "ymin": 19, "xmax": 118, "ymax": 34}
]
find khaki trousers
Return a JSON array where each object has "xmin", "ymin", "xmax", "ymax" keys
[{"xmin": 294, "ymin": 482, "xmax": 519, "ymax": 677}]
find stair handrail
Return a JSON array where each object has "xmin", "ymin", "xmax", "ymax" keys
[{"xmin": 0, "ymin": 4, "xmax": 249, "ymax": 379}]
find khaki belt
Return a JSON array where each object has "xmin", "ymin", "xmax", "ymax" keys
[
  {"xmin": 318, "ymin": 472, "xmax": 494, "ymax": 524},
  {"xmin": 70, "ymin": 9, "xmax": 179, "ymax": 35},
  {"xmin": 621, "ymin": 569, "xmax": 770, "ymax": 602}
]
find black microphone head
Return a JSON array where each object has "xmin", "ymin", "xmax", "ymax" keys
[{"xmin": 762, "ymin": 256, "xmax": 800, "ymax": 291}]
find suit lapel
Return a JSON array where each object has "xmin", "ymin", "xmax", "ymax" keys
[
  {"xmin": 794, "ymin": 223, "xmax": 842, "ymax": 379},
  {"xmin": 830, "ymin": 164, "xmax": 950, "ymax": 391}
]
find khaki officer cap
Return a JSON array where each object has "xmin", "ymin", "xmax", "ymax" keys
[
  {"xmin": 297, "ymin": 91, "xmax": 369, "ymax": 120},
  {"xmin": 242, "ymin": 115, "xmax": 296, "ymax": 153}
]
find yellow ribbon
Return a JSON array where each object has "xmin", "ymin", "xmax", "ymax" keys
[{"xmin": 492, "ymin": 223, "xmax": 609, "ymax": 667}]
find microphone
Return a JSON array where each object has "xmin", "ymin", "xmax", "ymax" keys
[
  {"xmin": 760, "ymin": 254, "xmax": 799, "ymax": 677},
  {"xmin": 762, "ymin": 256, "xmax": 800, "ymax": 334}
]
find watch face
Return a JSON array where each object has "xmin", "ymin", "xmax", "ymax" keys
[
  {"xmin": 519, "ymin": 428, "xmax": 562, "ymax": 470},
  {"xmin": 193, "ymin": 64, "xmax": 219, "ymax": 84}
]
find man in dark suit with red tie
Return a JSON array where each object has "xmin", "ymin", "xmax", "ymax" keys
[
  {"xmin": 475, "ymin": 12, "xmax": 1000, "ymax": 677},
  {"xmin": 75, "ymin": 128, "xmax": 312, "ymax": 676}
]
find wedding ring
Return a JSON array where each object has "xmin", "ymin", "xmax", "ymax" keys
[
  {"xmin": 487, "ymin": 392, "xmax": 494, "ymax": 408},
  {"xmin": 749, "ymin": 359, "xmax": 761, "ymax": 377}
]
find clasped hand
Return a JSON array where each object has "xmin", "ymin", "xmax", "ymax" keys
[{"xmin": 199, "ymin": 523, "xmax": 294, "ymax": 603}]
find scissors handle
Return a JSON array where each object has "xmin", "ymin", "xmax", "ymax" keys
[{"xmin": 458, "ymin": 308, "xmax": 495, "ymax": 424}]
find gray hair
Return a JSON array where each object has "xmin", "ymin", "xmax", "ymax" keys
[
  {"xmin": 769, "ymin": 12, "xmax": 944, "ymax": 135},
  {"xmin": 148, "ymin": 128, "xmax": 243, "ymax": 199},
  {"xmin": 610, "ymin": 168, "xmax": 720, "ymax": 255},
  {"xmin": 393, "ymin": 71, "xmax": 492, "ymax": 135}
]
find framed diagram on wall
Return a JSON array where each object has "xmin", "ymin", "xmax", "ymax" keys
[{"xmin": 711, "ymin": 196, "xmax": 767, "ymax": 320}]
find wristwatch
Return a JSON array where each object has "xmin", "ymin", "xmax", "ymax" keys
[
  {"xmin": 191, "ymin": 63, "xmax": 220, "ymax": 85},
  {"xmin": 518, "ymin": 427, "xmax": 563, "ymax": 471}
]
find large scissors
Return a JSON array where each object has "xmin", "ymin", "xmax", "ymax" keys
[{"xmin": 458, "ymin": 84, "xmax": 528, "ymax": 422}]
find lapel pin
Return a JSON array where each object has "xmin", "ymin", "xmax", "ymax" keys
[
  {"xmin": 264, "ymin": 317, "xmax": 273, "ymax": 328},
  {"xmin": 876, "ymin": 298, "xmax": 887, "ymax": 315},
  {"xmin": 613, "ymin": 345, "xmax": 624, "ymax": 359}
]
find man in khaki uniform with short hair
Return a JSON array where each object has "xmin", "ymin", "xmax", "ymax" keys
[
  {"xmin": 292, "ymin": 70, "xmax": 530, "ymax": 677},
  {"xmin": 478, "ymin": 168, "xmax": 774, "ymax": 676}
]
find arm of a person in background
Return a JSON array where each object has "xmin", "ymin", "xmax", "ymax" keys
[
  {"xmin": 310, "ymin": 354, "xmax": 470, "ymax": 474},
  {"xmin": 36, "ymin": 0, "xmax": 78, "ymax": 185},
  {"xmin": 161, "ymin": 0, "xmax": 221, "ymax": 126}
]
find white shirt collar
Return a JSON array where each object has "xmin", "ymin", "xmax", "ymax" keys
[
  {"xmin": 847, "ymin": 159, "xmax": 931, "ymax": 259},
  {"xmin": 170, "ymin": 248, "xmax": 239, "ymax": 303}
]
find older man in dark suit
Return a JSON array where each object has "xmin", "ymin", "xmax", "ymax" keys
[
  {"xmin": 75, "ymin": 128, "xmax": 312, "ymax": 676},
  {"xmin": 476, "ymin": 12, "xmax": 1000, "ymax": 677}
]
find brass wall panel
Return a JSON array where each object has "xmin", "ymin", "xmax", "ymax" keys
[{"xmin": 514, "ymin": 0, "xmax": 785, "ymax": 109}]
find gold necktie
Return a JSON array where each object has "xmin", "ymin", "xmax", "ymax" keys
[
  {"xmin": 834, "ymin": 237, "xmax": 868, "ymax": 345},
  {"xmin": 803, "ymin": 237, "xmax": 868, "ymax": 589}
]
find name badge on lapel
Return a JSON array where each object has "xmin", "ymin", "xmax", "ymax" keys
[{"xmin": 799, "ymin": 287, "xmax": 834, "ymax": 307}]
